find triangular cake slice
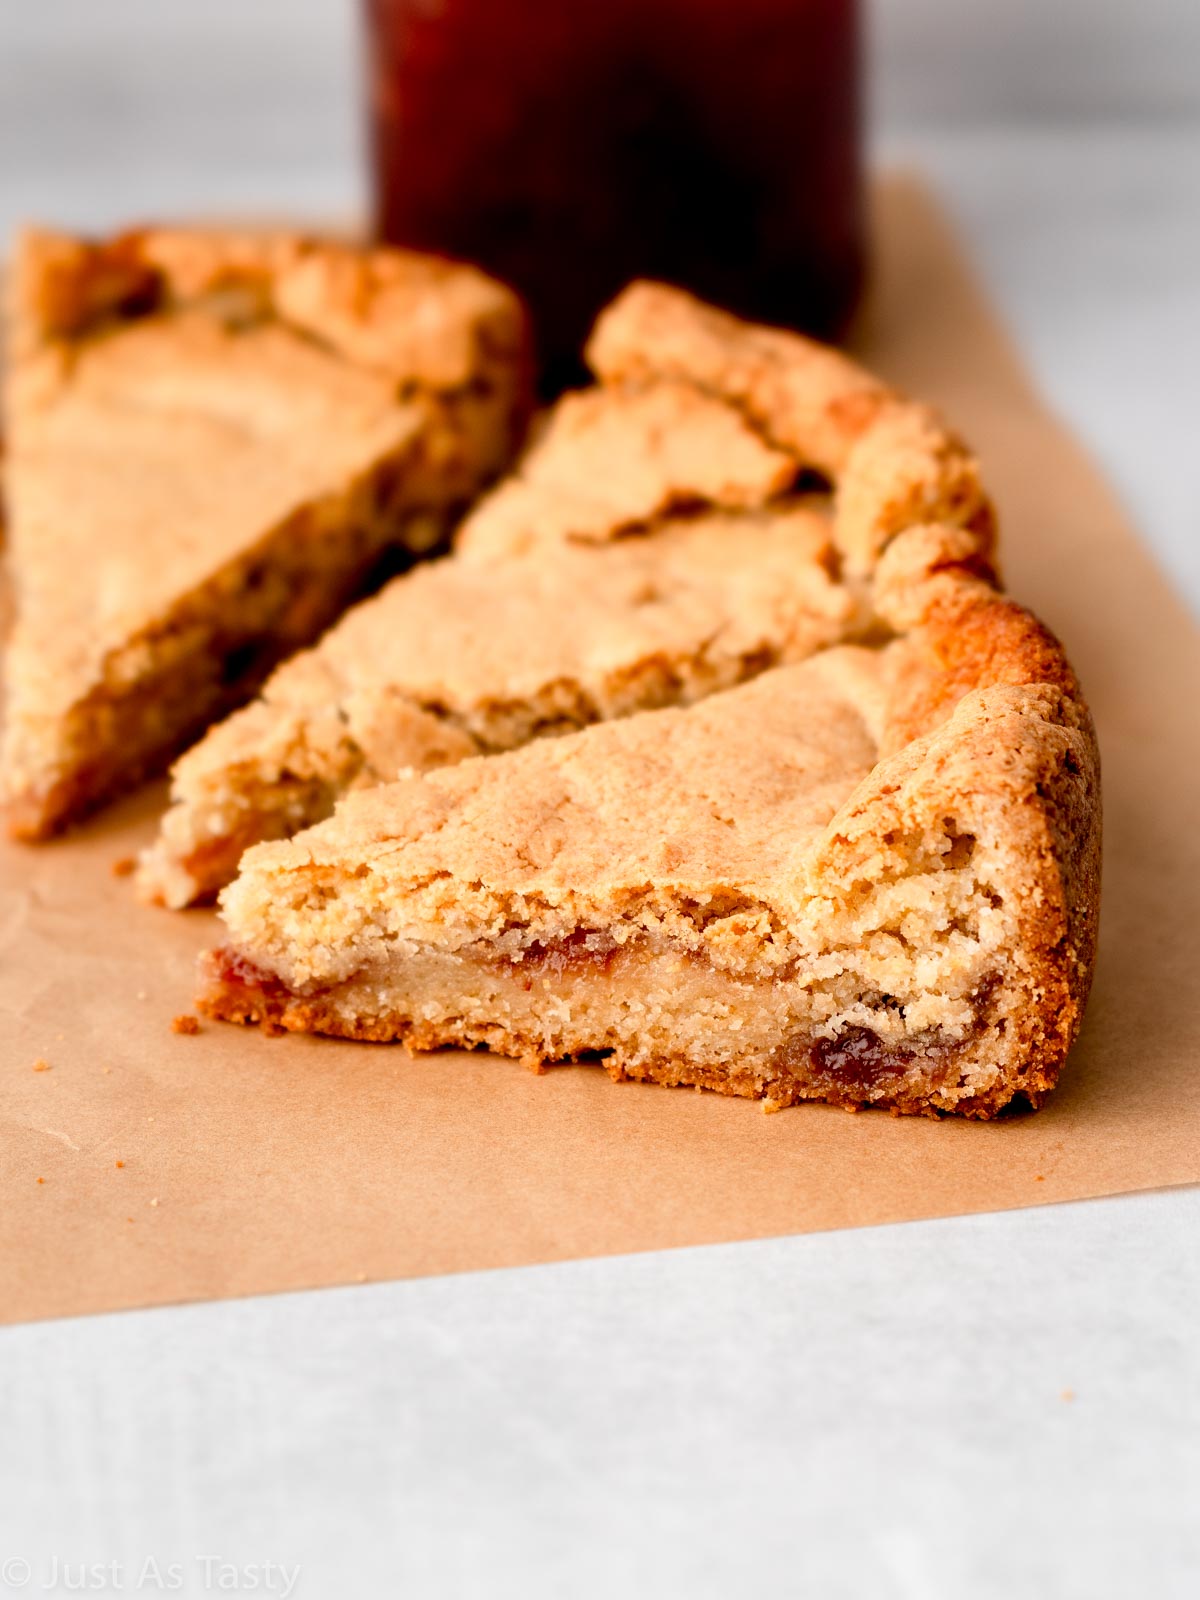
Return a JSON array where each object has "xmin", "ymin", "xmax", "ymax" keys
[
  {"xmin": 1, "ymin": 226, "xmax": 526, "ymax": 837},
  {"xmin": 198, "ymin": 522, "xmax": 1100, "ymax": 1117},
  {"xmin": 139, "ymin": 281, "xmax": 989, "ymax": 905}
]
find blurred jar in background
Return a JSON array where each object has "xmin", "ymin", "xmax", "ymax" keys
[{"xmin": 364, "ymin": 0, "xmax": 863, "ymax": 391}]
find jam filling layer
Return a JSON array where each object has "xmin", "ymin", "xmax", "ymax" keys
[{"xmin": 203, "ymin": 928, "xmax": 999, "ymax": 1103}]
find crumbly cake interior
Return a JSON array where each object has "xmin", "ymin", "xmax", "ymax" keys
[
  {"xmin": 198, "ymin": 284, "xmax": 1100, "ymax": 1118},
  {"xmin": 1, "ymin": 227, "xmax": 526, "ymax": 837}
]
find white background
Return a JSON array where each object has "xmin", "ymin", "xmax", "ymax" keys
[{"xmin": 1, "ymin": 4, "xmax": 1198, "ymax": 1596}]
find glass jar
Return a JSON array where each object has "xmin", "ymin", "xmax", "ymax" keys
[{"xmin": 364, "ymin": 0, "xmax": 864, "ymax": 390}]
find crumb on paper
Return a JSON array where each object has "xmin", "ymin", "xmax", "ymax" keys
[
  {"xmin": 171, "ymin": 1014, "xmax": 201, "ymax": 1036},
  {"xmin": 1061, "ymin": 1388, "xmax": 1075, "ymax": 1403},
  {"xmin": 111, "ymin": 855, "xmax": 137, "ymax": 878},
  {"xmin": 32, "ymin": 1058, "xmax": 51, "ymax": 1072}
]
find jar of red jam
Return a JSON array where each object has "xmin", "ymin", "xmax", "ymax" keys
[{"xmin": 364, "ymin": 0, "xmax": 864, "ymax": 390}]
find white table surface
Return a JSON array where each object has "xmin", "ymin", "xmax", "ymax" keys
[{"xmin": 2, "ymin": 5, "xmax": 1198, "ymax": 1597}]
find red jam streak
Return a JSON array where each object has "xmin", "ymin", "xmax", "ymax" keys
[
  {"xmin": 509, "ymin": 930, "xmax": 620, "ymax": 980},
  {"xmin": 208, "ymin": 946, "xmax": 290, "ymax": 1000}
]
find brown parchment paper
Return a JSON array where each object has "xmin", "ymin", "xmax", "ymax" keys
[{"xmin": 2, "ymin": 178, "xmax": 1198, "ymax": 1326}]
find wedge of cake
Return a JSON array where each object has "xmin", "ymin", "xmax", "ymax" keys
[
  {"xmin": 197, "ymin": 288, "xmax": 1100, "ymax": 1117},
  {"xmin": 139, "ymin": 502, "xmax": 855, "ymax": 906},
  {"xmin": 1, "ymin": 226, "xmax": 526, "ymax": 838}
]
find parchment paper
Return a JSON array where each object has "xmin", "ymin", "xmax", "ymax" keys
[{"xmin": 2, "ymin": 178, "xmax": 1197, "ymax": 1325}]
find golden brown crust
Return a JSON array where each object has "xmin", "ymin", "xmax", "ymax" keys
[
  {"xmin": 584, "ymin": 280, "xmax": 891, "ymax": 478},
  {"xmin": 586, "ymin": 282, "xmax": 997, "ymax": 581},
  {"xmin": 882, "ymin": 591, "xmax": 1085, "ymax": 755}
]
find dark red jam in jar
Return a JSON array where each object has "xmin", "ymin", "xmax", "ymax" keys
[{"xmin": 364, "ymin": 0, "xmax": 864, "ymax": 391}]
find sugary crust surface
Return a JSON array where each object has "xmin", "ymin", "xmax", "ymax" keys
[
  {"xmin": 453, "ymin": 380, "xmax": 798, "ymax": 558},
  {"xmin": 222, "ymin": 643, "xmax": 892, "ymax": 940},
  {"xmin": 2, "ymin": 225, "xmax": 528, "ymax": 836},
  {"xmin": 190, "ymin": 283, "xmax": 1100, "ymax": 1116},
  {"xmin": 584, "ymin": 281, "xmax": 889, "ymax": 479},
  {"xmin": 587, "ymin": 283, "xmax": 994, "ymax": 579}
]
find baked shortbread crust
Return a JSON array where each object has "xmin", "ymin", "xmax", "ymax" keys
[
  {"xmin": 1, "ymin": 226, "xmax": 526, "ymax": 837},
  {"xmin": 198, "ymin": 286, "xmax": 1100, "ymax": 1117}
]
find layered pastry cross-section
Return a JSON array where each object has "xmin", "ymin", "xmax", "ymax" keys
[
  {"xmin": 198, "ymin": 286, "xmax": 1100, "ymax": 1116},
  {"xmin": 199, "ymin": 563, "xmax": 1098, "ymax": 1116},
  {"xmin": 1, "ymin": 225, "xmax": 527, "ymax": 837}
]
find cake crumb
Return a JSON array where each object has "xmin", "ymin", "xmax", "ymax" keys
[
  {"xmin": 136, "ymin": 990, "xmax": 148, "ymax": 1001},
  {"xmin": 111, "ymin": 855, "xmax": 137, "ymax": 878},
  {"xmin": 149, "ymin": 1197, "xmax": 160, "ymax": 1208},
  {"xmin": 36, "ymin": 1176, "xmax": 45, "ymax": 1184},
  {"xmin": 115, "ymin": 1160, "xmax": 125, "ymax": 1169},
  {"xmin": 261, "ymin": 1018, "xmax": 287, "ymax": 1038},
  {"xmin": 1061, "ymin": 1388, "xmax": 1075, "ymax": 1403},
  {"xmin": 32, "ymin": 1058, "xmax": 51, "ymax": 1072},
  {"xmin": 171, "ymin": 1013, "xmax": 201, "ymax": 1036},
  {"xmin": 355, "ymin": 1272, "xmax": 368, "ymax": 1284}
]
